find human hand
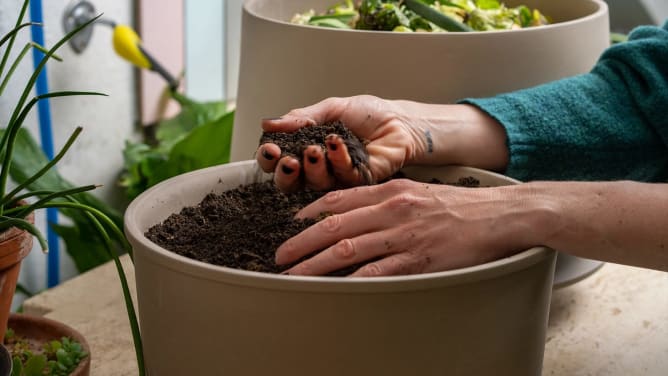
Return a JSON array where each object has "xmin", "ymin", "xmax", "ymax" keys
[
  {"xmin": 257, "ymin": 95, "xmax": 420, "ymax": 192},
  {"xmin": 274, "ymin": 179, "xmax": 554, "ymax": 276},
  {"xmin": 257, "ymin": 95, "xmax": 510, "ymax": 193}
]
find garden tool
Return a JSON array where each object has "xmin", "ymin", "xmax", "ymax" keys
[
  {"xmin": 110, "ymin": 22, "xmax": 180, "ymax": 91},
  {"xmin": 62, "ymin": 0, "xmax": 179, "ymax": 90}
]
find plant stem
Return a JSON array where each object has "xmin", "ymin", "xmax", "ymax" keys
[
  {"xmin": 5, "ymin": 184, "xmax": 99, "ymax": 218},
  {"xmin": 0, "ymin": 41, "xmax": 61, "ymax": 96},
  {"xmin": 0, "ymin": 14, "xmax": 101, "ymax": 204},
  {"xmin": 0, "ymin": 0, "xmax": 29, "ymax": 80},
  {"xmin": 1, "ymin": 122, "xmax": 83, "ymax": 206},
  {"xmin": 0, "ymin": 215, "xmax": 47, "ymax": 250},
  {"xmin": 40, "ymin": 201, "xmax": 143, "ymax": 374}
]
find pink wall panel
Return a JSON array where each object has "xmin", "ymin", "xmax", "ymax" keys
[{"xmin": 137, "ymin": 0, "xmax": 184, "ymax": 125}]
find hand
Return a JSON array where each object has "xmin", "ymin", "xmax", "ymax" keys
[
  {"xmin": 257, "ymin": 95, "xmax": 420, "ymax": 192},
  {"xmin": 274, "ymin": 179, "xmax": 554, "ymax": 276},
  {"xmin": 257, "ymin": 95, "xmax": 510, "ymax": 192}
]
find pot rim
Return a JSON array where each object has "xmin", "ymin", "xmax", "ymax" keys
[
  {"xmin": 243, "ymin": 0, "xmax": 608, "ymax": 37},
  {"xmin": 6, "ymin": 313, "xmax": 90, "ymax": 376},
  {"xmin": 125, "ymin": 161, "xmax": 555, "ymax": 293}
]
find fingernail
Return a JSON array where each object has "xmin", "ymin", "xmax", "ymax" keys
[
  {"xmin": 261, "ymin": 149, "xmax": 274, "ymax": 160},
  {"xmin": 281, "ymin": 165, "xmax": 294, "ymax": 174},
  {"xmin": 308, "ymin": 156, "xmax": 318, "ymax": 164},
  {"xmin": 327, "ymin": 142, "xmax": 338, "ymax": 151},
  {"xmin": 262, "ymin": 117, "xmax": 283, "ymax": 121}
]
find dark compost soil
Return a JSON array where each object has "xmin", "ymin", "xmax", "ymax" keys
[{"xmin": 146, "ymin": 122, "xmax": 480, "ymax": 275}]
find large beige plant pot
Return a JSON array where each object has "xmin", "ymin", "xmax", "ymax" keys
[
  {"xmin": 231, "ymin": 0, "xmax": 610, "ymax": 162},
  {"xmin": 125, "ymin": 161, "xmax": 557, "ymax": 376},
  {"xmin": 232, "ymin": 0, "xmax": 608, "ymax": 287}
]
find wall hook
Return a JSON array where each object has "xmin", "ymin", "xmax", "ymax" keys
[{"xmin": 62, "ymin": 0, "xmax": 97, "ymax": 53}]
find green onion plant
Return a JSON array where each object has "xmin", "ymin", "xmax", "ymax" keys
[{"xmin": 0, "ymin": 1, "xmax": 144, "ymax": 374}]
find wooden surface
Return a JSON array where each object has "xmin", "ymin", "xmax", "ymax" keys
[{"xmin": 23, "ymin": 257, "xmax": 668, "ymax": 375}]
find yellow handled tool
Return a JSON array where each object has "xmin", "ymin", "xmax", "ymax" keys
[{"xmin": 112, "ymin": 23, "xmax": 179, "ymax": 90}]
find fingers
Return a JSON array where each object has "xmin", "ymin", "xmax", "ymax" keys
[
  {"xmin": 275, "ymin": 203, "xmax": 383, "ymax": 266},
  {"xmin": 261, "ymin": 97, "xmax": 347, "ymax": 132},
  {"xmin": 255, "ymin": 135, "xmax": 362, "ymax": 192},
  {"xmin": 303, "ymin": 145, "xmax": 335, "ymax": 191},
  {"xmin": 325, "ymin": 134, "xmax": 366, "ymax": 187},
  {"xmin": 350, "ymin": 251, "xmax": 434, "ymax": 277},
  {"xmin": 274, "ymin": 156, "xmax": 301, "ymax": 193},
  {"xmin": 296, "ymin": 180, "xmax": 412, "ymax": 220},
  {"xmin": 256, "ymin": 143, "xmax": 281, "ymax": 172},
  {"xmin": 280, "ymin": 227, "xmax": 435, "ymax": 277},
  {"xmin": 261, "ymin": 116, "xmax": 315, "ymax": 133},
  {"xmin": 260, "ymin": 96, "xmax": 381, "ymax": 191},
  {"xmin": 282, "ymin": 233, "xmax": 390, "ymax": 276},
  {"xmin": 258, "ymin": 134, "xmax": 370, "ymax": 192}
]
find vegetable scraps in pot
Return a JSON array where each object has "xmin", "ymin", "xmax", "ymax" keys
[{"xmin": 291, "ymin": 0, "xmax": 550, "ymax": 32}]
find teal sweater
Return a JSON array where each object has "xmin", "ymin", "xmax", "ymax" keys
[{"xmin": 462, "ymin": 21, "xmax": 668, "ymax": 182}]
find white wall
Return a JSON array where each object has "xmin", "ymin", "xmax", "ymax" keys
[
  {"xmin": 1, "ymin": 0, "xmax": 136, "ymax": 302},
  {"xmin": 642, "ymin": 0, "xmax": 668, "ymax": 23},
  {"xmin": 184, "ymin": 0, "xmax": 242, "ymax": 102}
]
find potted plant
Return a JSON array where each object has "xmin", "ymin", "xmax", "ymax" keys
[
  {"xmin": 1, "ymin": 1, "xmax": 144, "ymax": 375},
  {"xmin": 3, "ymin": 314, "xmax": 90, "ymax": 376},
  {"xmin": 125, "ymin": 160, "xmax": 557, "ymax": 375}
]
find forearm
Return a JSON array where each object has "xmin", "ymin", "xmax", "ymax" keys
[
  {"xmin": 524, "ymin": 180, "xmax": 668, "ymax": 271},
  {"xmin": 460, "ymin": 22, "xmax": 668, "ymax": 182},
  {"xmin": 395, "ymin": 101, "xmax": 509, "ymax": 171}
]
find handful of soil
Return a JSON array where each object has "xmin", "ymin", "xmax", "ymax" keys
[{"xmin": 259, "ymin": 121, "xmax": 372, "ymax": 184}]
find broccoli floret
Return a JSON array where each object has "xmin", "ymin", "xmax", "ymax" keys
[{"xmin": 356, "ymin": 0, "xmax": 411, "ymax": 31}]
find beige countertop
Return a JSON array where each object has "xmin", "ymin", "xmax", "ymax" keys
[{"xmin": 23, "ymin": 256, "xmax": 668, "ymax": 376}]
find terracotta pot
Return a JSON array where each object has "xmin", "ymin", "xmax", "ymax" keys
[
  {"xmin": 125, "ymin": 161, "xmax": 557, "ymax": 375},
  {"xmin": 6, "ymin": 313, "xmax": 90, "ymax": 376},
  {"xmin": 0, "ymin": 211, "xmax": 34, "ymax": 341}
]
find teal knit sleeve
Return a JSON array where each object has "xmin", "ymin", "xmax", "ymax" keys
[{"xmin": 460, "ymin": 21, "xmax": 668, "ymax": 182}]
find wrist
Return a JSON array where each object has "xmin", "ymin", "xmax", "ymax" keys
[{"xmin": 406, "ymin": 103, "xmax": 509, "ymax": 171}]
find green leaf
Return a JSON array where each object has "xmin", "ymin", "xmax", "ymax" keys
[
  {"xmin": 51, "ymin": 223, "xmax": 112, "ymax": 272},
  {"xmin": 610, "ymin": 32, "xmax": 628, "ymax": 44},
  {"xmin": 517, "ymin": 5, "xmax": 532, "ymax": 27},
  {"xmin": 120, "ymin": 95, "xmax": 233, "ymax": 200},
  {"xmin": 11, "ymin": 356, "xmax": 22, "ymax": 376},
  {"xmin": 23, "ymin": 354, "xmax": 47, "ymax": 376},
  {"xmin": 156, "ymin": 99, "xmax": 228, "ymax": 145},
  {"xmin": 0, "ymin": 42, "xmax": 61, "ymax": 97},
  {"xmin": 309, "ymin": 17, "xmax": 353, "ymax": 29},
  {"xmin": 165, "ymin": 111, "xmax": 234, "ymax": 175},
  {"xmin": 475, "ymin": 0, "xmax": 501, "ymax": 10},
  {"xmin": 134, "ymin": 111, "xmax": 234, "ymax": 193},
  {"xmin": 404, "ymin": 0, "xmax": 472, "ymax": 32},
  {"xmin": 0, "ymin": 0, "xmax": 30, "ymax": 81},
  {"xmin": 2, "ymin": 128, "xmax": 124, "ymax": 271},
  {"xmin": 7, "ymin": 128, "xmax": 124, "ymax": 228},
  {"xmin": 0, "ymin": 14, "xmax": 102, "ymax": 201},
  {"xmin": 0, "ymin": 215, "xmax": 47, "ymax": 250}
]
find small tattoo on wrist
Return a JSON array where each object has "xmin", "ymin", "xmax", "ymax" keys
[{"xmin": 425, "ymin": 130, "xmax": 434, "ymax": 153}]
